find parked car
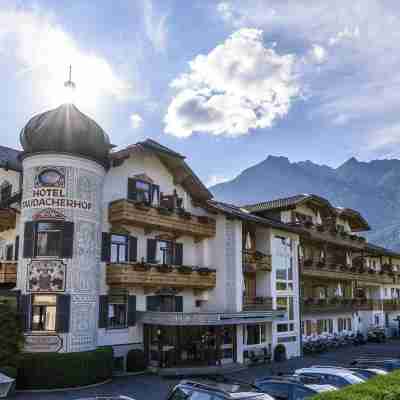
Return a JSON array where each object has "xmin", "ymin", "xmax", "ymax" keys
[
  {"xmin": 77, "ymin": 397, "xmax": 136, "ymax": 400},
  {"xmin": 294, "ymin": 367, "xmax": 366, "ymax": 388},
  {"xmin": 168, "ymin": 380, "xmax": 274, "ymax": 400},
  {"xmin": 309, "ymin": 365, "xmax": 388, "ymax": 379},
  {"xmin": 351, "ymin": 358, "xmax": 400, "ymax": 371},
  {"xmin": 254, "ymin": 376, "xmax": 336, "ymax": 400}
]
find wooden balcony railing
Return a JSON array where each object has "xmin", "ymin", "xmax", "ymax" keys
[
  {"xmin": 0, "ymin": 261, "xmax": 17, "ymax": 285},
  {"xmin": 383, "ymin": 299, "xmax": 400, "ymax": 311},
  {"xmin": 302, "ymin": 297, "xmax": 383, "ymax": 314},
  {"xmin": 301, "ymin": 260, "xmax": 396, "ymax": 284},
  {"xmin": 243, "ymin": 251, "xmax": 272, "ymax": 272},
  {"xmin": 0, "ymin": 208, "xmax": 17, "ymax": 233},
  {"xmin": 106, "ymin": 262, "xmax": 216, "ymax": 290},
  {"xmin": 109, "ymin": 199, "xmax": 216, "ymax": 240},
  {"xmin": 243, "ymin": 296, "xmax": 273, "ymax": 311}
]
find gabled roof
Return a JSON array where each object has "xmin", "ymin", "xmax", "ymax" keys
[
  {"xmin": 335, "ymin": 207, "xmax": 370, "ymax": 232},
  {"xmin": 207, "ymin": 200, "xmax": 301, "ymax": 233},
  {"xmin": 110, "ymin": 139, "xmax": 212, "ymax": 201},
  {"xmin": 243, "ymin": 194, "xmax": 335, "ymax": 216},
  {"xmin": 0, "ymin": 145, "xmax": 22, "ymax": 172}
]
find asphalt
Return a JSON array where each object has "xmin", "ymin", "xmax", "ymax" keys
[{"xmin": 15, "ymin": 340, "xmax": 400, "ymax": 400}]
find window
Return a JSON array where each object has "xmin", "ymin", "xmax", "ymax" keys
[
  {"xmin": 35, "ymin": 222, "xmax": 63, "ymax": 257},
  {"xmin": 338, "ymin": 318, "xmax": 344, "ymax": 332},
  {"xmin": 147, "ymin": 295, "xmax": 183, "ymax": 312},
  {"xmin": 158, "ymin": 240, "xmax": 173, "ymax": 265},
  {"xmin": 245, "ymin": 324, "xmax": 266, "ymax": 345},
  {"xmin": 128, "ymin": 178, "xmax": 154, "ymax": 205},
  {"xmin": 31, "ymin": 295, "xmax": 57, "ymax": 331},
  {"xmin": 111, "ymin": 235, "xmax": 128, "ymax": 263},
  {"xmin": 277, "ymin": 296, "xmax": 294, "ymax": 320},
  {"xmin": 147, "ymin": 239, "xmax": 183, "ymax": 265},
  {"xmin": 108, "ymin": 291, "xmax": 128, "ymax": 329},
  {"xmin": 169, "ymin": 387, "xmax": 191, "ymax": 400},
  {"xmin": 0, "ymin": 182, "xmax": 11, "ymax": 202}
]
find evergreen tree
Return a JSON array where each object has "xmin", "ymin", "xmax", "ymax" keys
[{"xmin": 0, "ymin": 299, "xmax": 24, "ymax": 367}]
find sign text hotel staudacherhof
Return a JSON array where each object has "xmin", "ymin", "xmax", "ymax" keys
[{"xmin": 22, "ymin": 188, "xmax": 92, "ymax": 211}]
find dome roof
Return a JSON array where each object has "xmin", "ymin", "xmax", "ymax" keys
[{"xmin": 20, "ymin": 104, "xmax": 111, "ymax": 166}]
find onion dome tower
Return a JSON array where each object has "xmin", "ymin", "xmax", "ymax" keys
[{"xmin": 17, "ymin": 68, "xmax": 108, "ymax": 353}]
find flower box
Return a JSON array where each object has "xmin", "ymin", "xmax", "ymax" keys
[
  {"xmin": 156, "ymin": 264, "xmax": 173, "ymax": 273},
  {"xmin": 177, "ymin": 265, "xmax": 193, "ymax": 274}
]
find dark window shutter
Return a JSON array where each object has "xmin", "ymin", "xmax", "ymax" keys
[
  {"xmin": 23, "ymin": 222, "xmax": 35, "ymax": 258},
  {"xmin": 146, "ymin": 296, "xmax": 160, "ymax": 311},
  {"xmin": 98, "ymin": 295, "xmax": 109, "ymax": 328},
  {"xmin": 15, "ymin": 235, "xmax": 19, "ymax": 260},
  {"xmin": 55, "ymin": 294, "xmax": 71, "ymax": 333},
  {"xmin": 174, "ymin": 243, "xmax": 183, "ymax": 266},
  {"xmin": 101, "ymin": 233, "xmax": 111, "ymax": 262},
  {"xmin": 62, "ymin": 222, "xmax": 74, "ymax": 259},
  {"xmin": 129, "ymin": 236, "xmax": 138, "ymax": 262},
  {"xmin": 175, "ymin": 296, "xmax": 183, "ymax": 312},
  {"xmin": 147, "ymin": 239, "xmax": 157, "ymax": 263},
  {"xmin": 127, "ymin": 295, "xmax": 137, "ymax": 327},
  {"xmin": 127, "ymin": 178, "xmax": 137, "ymax": 201},
  {"xmin": 6, "ymin": 245, "xmax": 13, "ymax": 261},
  {"xmin": 20, "ymin": 294, "xmax": 31, "ymax": 331}
]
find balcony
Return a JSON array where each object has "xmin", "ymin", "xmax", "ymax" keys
[
  {"xmin": 292, "ymin": 221, "xmax": 366, "ymax": 249},
  {"xmin": 0, "ymin": 261, "xmax": 17, "ymax": 286},
  {"xmin": 106, "ymin": 263, "xmax": 216, "ymax": 290},
  {"xmin": 302, "ymin": 297, "xmax": 382, "ymax": 314},
  {"xmin": 242, "ymin": 250, "xmax": 272, "ymax": 273},
  {"xmin": 109, "ymin": 199, "xmax": 216, "ymax": 240},
  {"xmin": 301, "ymin": 260, "xmax": 395, "ymax": 284},
  {"xmin": 383, "ymin": 299, "xmax": 400, "ymax": 311},
  {"xmin": 243, "ymin": 296, "xmax": 273, "ymax": 311}
]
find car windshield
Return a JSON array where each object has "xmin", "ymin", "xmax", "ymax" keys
[{"xmin": 345, "ymin": 374, "xmax": 365, "ymax": 384}]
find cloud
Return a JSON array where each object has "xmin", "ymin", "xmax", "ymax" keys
[
  {"xmin": 0, "ymin": 7, "xmax": 132, "ymax": 110},
  {"xmin": 130, "ymin": 113, "xmax": 143, "ymax": 129},
  {"xmin": 142, "ymin": 0, "xmax": 168, "ymax": 53},
  {"xmin": 364, "ymin": 124, "xmax": 400, "ymax": 158},
  {"xmin": 165, "ymin": 28, "xmax": 300, "ymax": 138},
  {"xmin": 206, "ymin": 174, "xmax": 232, "ymax": 187},
  {"xmin": 215, "ymin": 1, "xmax": 400, "ymax": 132}
]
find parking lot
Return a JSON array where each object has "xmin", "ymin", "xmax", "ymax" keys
[{"xmin": 15, "ymin": 340, "xmax": 400, "ymax": 400}]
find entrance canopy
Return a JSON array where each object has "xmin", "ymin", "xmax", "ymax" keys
[{"xmin": 138, "ymin": 310, "xmax": 286, "ymax": 326}]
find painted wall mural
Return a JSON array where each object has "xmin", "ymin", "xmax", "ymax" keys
[{"xmin": 27, "ymin": 260, "xmax": 66, "ymax": 292}]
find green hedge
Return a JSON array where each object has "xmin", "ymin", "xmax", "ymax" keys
[
  {"xmin": 17, "ymin": 347, "xmax": 113, "ymax": 390},
  {"xmin": 312, "ymin": 370, "xmax": 400, "ymax": 400}
]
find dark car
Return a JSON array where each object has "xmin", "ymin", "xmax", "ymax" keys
[
  {"xmin": 254, "ymin": 377, "xmax": 336, "ymax": 400},
  {"xmin": 168, "ymin": 380, "xmax": 274, "ymax": 400}
]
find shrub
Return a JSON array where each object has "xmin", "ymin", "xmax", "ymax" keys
[
  {"xmin": 17, "ymin": 346, "xmax": 113, "ymax": 390},
  {"xmin": 126, "ymin": 349, "xmax": 147, "ymax": 372},
  {"xmin": 273, "ymin": 344, "xmax": 287, "ymax": 362},
  {"xmin": 312, "ymin": 370, "xmax": 400, "ymax": 400}
]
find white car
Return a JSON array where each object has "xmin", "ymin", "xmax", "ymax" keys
[
  {"xmin": 295, "ymin": 367, "xmax": 366, "ymax": 388},
  {"xmin": 309, "ymin": 365, "xmax": 388, "ymax": 379}
]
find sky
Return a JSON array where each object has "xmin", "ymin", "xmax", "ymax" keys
[{"xmin": 1, "ymin": 0, "xmax": 400, "ymax": 187}]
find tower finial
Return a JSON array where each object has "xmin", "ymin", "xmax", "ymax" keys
[{"xmin": 64, "ymin": 64, "xmax": 76, "ymax": 90}]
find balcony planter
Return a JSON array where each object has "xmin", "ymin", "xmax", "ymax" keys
[
  {"xmin": 157, "ymin": 207, "xmax": 173, "ymax": 216},
  {"xmin": 177, "ymin": 265, "xmax": 193, "ymax": 274},
  {"xmin": 198, "ymin": 267, "xmax": 213, "ymax": 276},
  {"xmin": 339, "ymin": 264, "xmax": 347, "ymax": 271},
  {"xmin": 156, "ymin": 264, "xmax": 173, "ymax": 273},
  {"xmin": 304, "ymin": 259, "xmax": 313, "ymax": 267}
]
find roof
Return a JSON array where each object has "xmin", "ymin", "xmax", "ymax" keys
[
  {"xmin": 111, "ymin": 139, "xmax": 212, "ymax": 201},
  {"xmin": 207, "ymin": 200, "xmax": 301, "ymax": 233},
  {"xmin": 365, "ymin": 243, "xmax": 400, "ymax": 258},
  {"xmin": 243, "ymin": 194, "xmax": 335, "ymax": 215},
  {"xmin": 243, "ymin": 194, "xmax": 370, "ymax": 232},
  {"xmin": 0, "ymin": 145, "xmax": 22, "ymax": 172}
]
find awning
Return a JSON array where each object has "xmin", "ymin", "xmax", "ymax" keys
[{"xmin": 137, "ymin": 310, "xmax": 287, "ymax": 326}]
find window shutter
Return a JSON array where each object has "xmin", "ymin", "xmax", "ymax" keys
[
  {"xmin": 98, "ymin": 295, "xmax": 109, "ymax": 328},
  {"xmin": 146, "ymin": 296, "xmax": 160, "ymax": 311},
  {"xmin": 175, "ymin": 296, "xmax": 183, "ymax": 312},
  {"xmin": 129, "ymin": 236, "xmax": 138, "ymax": 262},
  {"xmin": 174, "ymin": 243, "xmax": 183, "ymax": 266},
  {"xmin": 147, "ymin": 239, "xmax": 157, "ymax": 263},
  {"xmin": 101, "ymin": 233, "xmax": 111, "ymax": 262},
  {"xmin": 127, "ymin": 295, "xmax": 137, "ymax": 326},
  {"xmin": 14, "ymin": 236, "xmax": 19, "ymax": 260},
  {"xmin": 55, "ymin": 294, "xmax": 71, "ymax": 333},
  {"xmin": 127, "ymin": 178, "xmax": 137, "ymax": 201},
  {"xmin": 62, "ymin": 222, "xmax": 74, "ymax": 259},
  {"xmin": 20, "ymin": 294, "xmax": 31, "ymax": 331},
  {"xmin": 23, "ymin": 222, "xmax": 35, "ymax": 258}
]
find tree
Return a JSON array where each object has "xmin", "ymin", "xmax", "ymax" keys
[{"xmin": 0, "ymin": 299, "xmax": 24, "ymax": 367}]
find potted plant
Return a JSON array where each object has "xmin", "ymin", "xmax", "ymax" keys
[
  {"xmin": 177, "ymin": 265, "xmax": 193, "ymax": 274},
  {"xmin": 156, "ymin": 264, "xmax": 173, "ymax": 273}
]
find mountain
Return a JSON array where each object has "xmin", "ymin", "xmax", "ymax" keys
[{"xmin": 210, "ymin": 156, "xmax": 400, "ymax": 251}]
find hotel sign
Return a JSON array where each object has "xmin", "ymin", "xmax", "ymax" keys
[{"xmin": 24, "ymin": 334, "xmax": 63, "ymax": 353}]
